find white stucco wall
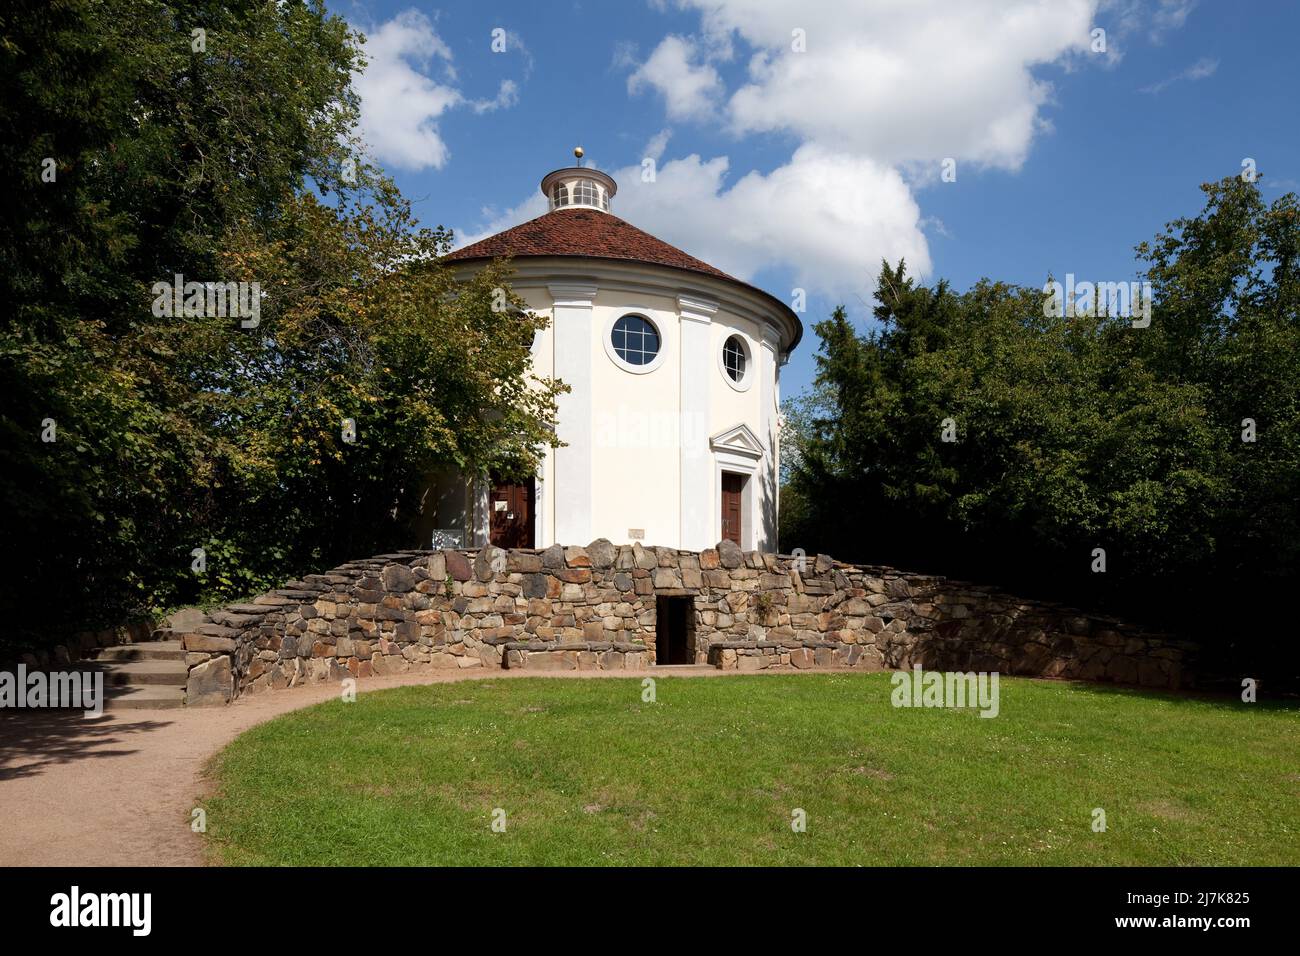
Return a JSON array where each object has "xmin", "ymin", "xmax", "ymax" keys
[{"xmin": 589, "ymin": 289, "xmax": 682, "ymax": 546}]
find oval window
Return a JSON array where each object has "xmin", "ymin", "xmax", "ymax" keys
[{"xmin": 722, "ymin": 335, "xmax": 747, "ymax": 382}]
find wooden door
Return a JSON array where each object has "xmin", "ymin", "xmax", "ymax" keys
[
  {"xmin": 490, "ymin": 477, "xmax": 534, "ymax": 548},
  {"xmin": 720, "ymin": 473, "xmax": 743, "ymax": 545}
]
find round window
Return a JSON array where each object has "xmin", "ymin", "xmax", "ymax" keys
[
  {"xmin": 722, "ymin": 335, "xmax": 747, "ymax": 382},
  {"xmin": 611, "ymin": 314, "xmax": 660, "ymax": 366}
]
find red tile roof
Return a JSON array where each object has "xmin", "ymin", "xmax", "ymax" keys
[
  {"xmin": 446, "ymin": 207, "xmax": 739, "ymax": 281},
  {"xmin": 445, "ymin": 208, "xmax": 801, "ymax": 349}
]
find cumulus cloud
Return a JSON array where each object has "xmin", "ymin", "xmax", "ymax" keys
[
  {"xmin": 594, "ymin": 0, "xmax": 1109, "ymax": 297},
  {"xmin": 628, "ymin": 35, "xmax": 724, "ymax": 121},
  {"xmin": 352, "ymin": 10, "xmax": 524, "ymax": 171},
  {"xmin": 352, "ymin": 11, "xmax": 460, "ymax": 170},
  {"xmin": 612, "ymin": 146, "xmax": 930, "ymax": 299},
  {"xmin": 677, "ymin": 0, "xmax": 1098, "ymax": 171},
  {"xmin": 461, "ymin": 0, "xmax": 1191, "ymax": 300}
]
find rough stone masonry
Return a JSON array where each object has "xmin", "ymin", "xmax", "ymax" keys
[{"xmin": 179, "ymin": 540, "xmax": 1194, "ymax": 705}]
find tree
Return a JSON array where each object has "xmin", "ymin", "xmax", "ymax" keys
[
  {"xmin": 788, "ymin": 176, "xmax": 1298, "ymax": 680},
  {"xmin": 0, "ymin": 1, "xmax": 562, "ymax": 649}
]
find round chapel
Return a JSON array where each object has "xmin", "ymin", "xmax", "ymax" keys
[{"xmin": 426, "ymin": 154, "xmax": 802, "ymax": 553}]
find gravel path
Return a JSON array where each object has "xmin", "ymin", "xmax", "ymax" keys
[{"xmin": 0, "ymin": 668, "xmax": 725, "ymax": 866}]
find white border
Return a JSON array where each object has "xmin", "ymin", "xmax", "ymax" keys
[{"xmin": 603, "ymin": 309, "xmax": 667, "ymax": 375}]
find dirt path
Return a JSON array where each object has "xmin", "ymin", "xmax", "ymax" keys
[{"xmin": 0, "ymin": 667, "xmax": 726, "ymax": 867}]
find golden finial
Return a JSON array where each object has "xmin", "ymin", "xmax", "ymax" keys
[{"xmin": 574, "ymin": 145, "xmax": 584, "ymax": 165}]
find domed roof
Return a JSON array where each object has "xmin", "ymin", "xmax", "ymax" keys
[
  {"xmin": 445, "ymin": 206, "xmax": 802, "ymax": 350},
  {"xmin": 446, "ymin": 206, "xmax": 736, "ymax": 282}
]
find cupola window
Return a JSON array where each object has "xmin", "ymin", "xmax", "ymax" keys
[
  {"xmin": 541, "ymin": 153, "xmax": 617, "ymax": 213},
  {"xmin": 572, "ymin": 179, "xmax": 607, "ymax": 210}
]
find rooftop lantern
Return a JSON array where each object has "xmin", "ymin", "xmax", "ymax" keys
[{"xmin": 541, "ymin": 146, "xmax": 617, "ymax": 212}]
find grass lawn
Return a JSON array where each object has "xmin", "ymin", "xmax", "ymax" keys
[{"xmin": 203, "ymin": 674, "xmax": 1298, "ymax": 866}]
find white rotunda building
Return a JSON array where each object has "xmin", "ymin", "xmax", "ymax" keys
[{"xmin": 427, "ymin": 153, "xmax": 802, "ymax": 553}]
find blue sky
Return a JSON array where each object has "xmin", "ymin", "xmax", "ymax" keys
[{"xmin": 334, "ymin": 0, "xmax": 1299, "ymax": 399}]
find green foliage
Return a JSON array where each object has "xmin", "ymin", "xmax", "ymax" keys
[
  {"xmin": 0, "ymin": 1, "xmax": 562, "ymax": 647},
  {"xmin": 788, "ymin": 176, "xmax": 1299, "ymax": 672}
]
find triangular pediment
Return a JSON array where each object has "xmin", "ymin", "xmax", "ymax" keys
[{"xmin": 709, "ymin": 422, "xmax": 765, "ymax": 459}]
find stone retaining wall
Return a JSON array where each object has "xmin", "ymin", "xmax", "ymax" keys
[{"xmin": 180, "ymin": 540, "xmax": 1195, "ymax": 704}]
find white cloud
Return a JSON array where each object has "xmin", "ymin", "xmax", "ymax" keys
[
  {"xmin": 644, "ymin": 129, "xmax": 673, "ymax": 161},
  {"xmin": 471, "ymin": 79, "xmax": 520, "ymax": 114},
  {"xmin": 352, "ymin": 10, "xmax": 524, "ymax": 171},
  {"xmin": 610, "ymin": 40, "xmax": 640, "ymax": 71},
  {"xmin": 1098, "ymin": 0, "xmax": 1198, "ymax": 58},
  {"xmin": 1148, "ymin": 0, "xmax": 1198, "ymax": 41},
  {"xmin": 628, "ymin": 35, "xmax": 724, "ymax": 121},
  {"xmin": 1139, "ymin": 56, "xmax": 1218, "ymax": 93},
  {"xmin": 352, "ymin": 11, "xmax": 461, "ymax": 171},
  {"xmin": 920, "ymin": 216, "xmax": 953, "ymax": 240},
  {"xmin": 673, "ymin": 0, "xmax": 1098, "ymax": 171},
  {"xmin": 461, "ymin": 0, "xmax": 1190, "ymax": 300},
  {"xmin": 612, "ymin": 146, "xmax": 930, "ymax": 299},
  {"xmin": 601, "ymin": 0, "xmax": 1111, "ymax": 297}
]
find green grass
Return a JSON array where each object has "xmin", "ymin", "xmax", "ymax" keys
[{"xmin": 203, "ymin": 674, "xmax": 1299, "ymax": 866}]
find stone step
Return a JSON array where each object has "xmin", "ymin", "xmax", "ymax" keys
[
  {"xmin": 79, "ymin": 660, "xmax": 189, "ymax": 687},
  {"xmin": 84, "ymin": 641, "xmax": 184, "ymax": 662},
  {"xmin": 652, "ymin": 664, "xmax": 718, "ymax": 673},
  {"xmin": 103, "ymin": 684, "xmax": 187, "ymax": 711},
  {"xmin": 75, "ymin": 643, "xmax": 192, "ymax": 708}
]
